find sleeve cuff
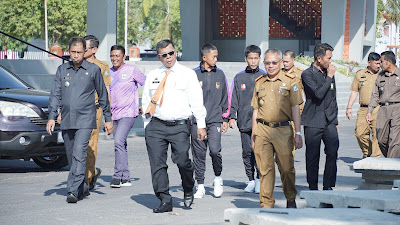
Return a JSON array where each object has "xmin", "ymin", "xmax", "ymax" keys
[
  {"xmin": 197, "ymin": 120, "xmax": 206, "ymax": 129},
  {"xmin": 104, "ymin": 116, "xmax": 112, "ymax": 122}
]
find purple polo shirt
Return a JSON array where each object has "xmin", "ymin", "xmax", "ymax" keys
[{"xmin": 110, "ymin": 63, "xmax": 146, "ymax": 120}]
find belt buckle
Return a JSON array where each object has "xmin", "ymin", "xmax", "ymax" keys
[
  {"xmin": 268, "ymin": 123, "xmax": 276, "ymax": 128},
  {"xmin": 385, "ymin": 102, "xmax": 389, "ymax": 106}
]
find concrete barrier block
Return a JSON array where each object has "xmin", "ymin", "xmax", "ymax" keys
[
  {"xmin": 300, "ymin": 190, "xmax": 400, "ymax": 213},
  {"xmin": 224, "ymin": 208, "xmax": 400, "ymax": 225}
]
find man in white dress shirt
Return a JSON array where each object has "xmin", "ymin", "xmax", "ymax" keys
[{"xmin": 142, "ymin": 39, "xmax": 207, "ymax": 213}]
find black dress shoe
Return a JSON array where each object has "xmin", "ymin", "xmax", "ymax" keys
[
  {"xmin": 66, "ymin": 193, "xmax": 78, "ymax": 203},
  {"xmin": 184, "ymin": 191, "xmax": 194, "ymax": 208},
  {"xmin": 153, "ymin": 202, "xmax": 173, "ymax": 213},
  {"xmin": 286, "ymin": 200, "xmax": 297, "ymax": 208},
  {"xmin": 309, "ymin": 185, "xmax": 318, "ymax": 190},
  {"xmin": 89, "ymin": 168, "xmax": 102, "ymax": 191},
  {"xmin": 323, "ymin": 187, "xmax": 333, "ymax": 190}
]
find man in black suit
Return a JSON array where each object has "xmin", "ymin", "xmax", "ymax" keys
[{"xmin": 301, "ymin": 43, "xmax": 339, "ymax": 191}]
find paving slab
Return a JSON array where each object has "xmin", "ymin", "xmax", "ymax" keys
[
  {"xmin": 224, "ymin": 208, "xmax": 400, "ymax": 225},
  {"xmin": 353, "ymin": 158, "xmax": 400, "ymax": 189},
  {"xmin": 300, "ymin": 190, "xmax": 400, "ymax": 213},
  {"xmin": 353, "ymin": 157, "xmax": 400, "ymax": 171},
  {"xmin": 394, "ymin": 180, "xmax": 400, "ymax": 189}
]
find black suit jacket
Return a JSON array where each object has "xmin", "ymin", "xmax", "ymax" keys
[{"xmin": 301, "ymin": 64, "xmax": 338, "ymax": 128}]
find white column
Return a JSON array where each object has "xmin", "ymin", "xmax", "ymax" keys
[
  {"xmin": 246, "ymin": 0, "xmax": 269, "ymax": 56},
  {"xmin": 87, "ymin": 0, "xmax": 117, "ymax": 61},
  {"xmin": 179, "ymin": 0, "xmax": 201, "ymax": 61},
  {"xmin": 321, "ymin": 0, "xmax": 347, "ymax": 60},
  {"xmin": 349, "ymin": 0, "xmax": 366, "ymax": 62}
]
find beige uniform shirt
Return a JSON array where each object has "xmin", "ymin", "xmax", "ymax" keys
[
  {"xmin": 93, "ymin": 58, "xmax": 111, "ymax": 105},
  {"xmin": 368, "ymin": 68, "xmax": 400, "ymax": 114},
  {"xmin": 251, "ymin": 70, "xmax": 303, "ymax": 123},
  {"xmin": 350, "ymin": 68, "xmax": 378, "ymax": 106}
]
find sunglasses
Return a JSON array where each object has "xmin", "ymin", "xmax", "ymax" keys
[
  {"xmin": 158, "ymin": 50, "xmax": 175, "ymax": 58},
  {"xmin": 264, "ymin": 60, "xmax": 281, "ymax": 66}
]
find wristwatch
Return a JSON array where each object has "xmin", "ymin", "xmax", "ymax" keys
[{"xmin": 295, "ymin": 132, "xmax": 303, "ymax": 136}]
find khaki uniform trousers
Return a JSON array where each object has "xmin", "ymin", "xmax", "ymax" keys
[
  {"xmin": 86, "ymin": 107, "xmax": 102, "ymax": 183},
  {"xmin": 355, "ymin": 107, "xmax": 381, "ymax": 158},
  {"xmin": 376, "ymin": 104, "xmax": 400, "ymax": 158},
  {"xmin": 254, "ymin": 123, "xmax": 297, "ymax": 208}
]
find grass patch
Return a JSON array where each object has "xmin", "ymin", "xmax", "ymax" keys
[
  {"xmin": 296, "ymin": 55, "xmax": 314, "ymax": 66},
  {"xmin": 336, "ymin": 67, "xmax": 355, "ymax": 77}
]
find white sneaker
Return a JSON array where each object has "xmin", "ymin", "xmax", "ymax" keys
[
  {"xmin": 213, "ymin": 177, "xmax": 223, "ymax": 197},
  {"xmin": 194, "ymin": 185, "xmax": 205, "ymax": 199},
  {"xmin": 255, "ymin": 179, "xmax": 260, "ymax": 194},
  {"xmin": 121, "ymin": 179, "xmax": 132, "ymax": 187},
  {"xmin": 244, "ymin": 180, "xmax": 255, "ymax": 193}
]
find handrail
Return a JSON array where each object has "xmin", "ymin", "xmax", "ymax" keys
[{"xmin": 0, "ymin": 30, "xmax": 69, "ymax": 63}]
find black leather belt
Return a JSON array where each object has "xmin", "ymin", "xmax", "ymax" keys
[
  {"xmin": 153, "ymin": 117, "xmax": 188, "ymax": 126},
  {"xmin": 257, "ymin": 119, "xmax": 291, "ymax": 128},
  {"xmin": 360, "ymin": 105, "xmax": 368, "ymax": 108},
  {"xmin": 379, "ymin": 102, "xmax": 400, "ymax": 106}
]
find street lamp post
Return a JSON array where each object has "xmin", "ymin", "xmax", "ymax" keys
[{"xmin": 45, "ymin": 0, "xmax": 49, "ymax": 52}]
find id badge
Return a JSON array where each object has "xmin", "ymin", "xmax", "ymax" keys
[{"xmin": 330, "ymin": 83, "xmax": 334, "ymax": 90}]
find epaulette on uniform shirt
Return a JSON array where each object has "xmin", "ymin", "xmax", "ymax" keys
[
  {"xmin": 285, "ymin": 73, "xmax": 296, "ymax": 79},
  {"xmin": 255, "ymin": 74, "xmax": 265, "ymax": 82}
]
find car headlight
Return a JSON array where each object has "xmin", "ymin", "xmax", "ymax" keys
[{"xmin": 0, "ymin": 100, "xmax": 40, "ymax": 117}]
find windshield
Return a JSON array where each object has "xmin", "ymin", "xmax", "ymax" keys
[{"xmin": 0, "ymin": 66, "xmax": 29, "ymax": 90}]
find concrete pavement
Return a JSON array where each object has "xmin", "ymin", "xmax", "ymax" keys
[{"xmin": 0, "ymin": 118, "xmax": 374, "ymax": 224}]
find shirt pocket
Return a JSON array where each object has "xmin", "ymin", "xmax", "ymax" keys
[
  {"xmin": 359, "ymin": 78, "xmax": 367, "ymax": 88},
  {"xmin": 257, "ymin": 90, "xmax": 267, "ymax": 107},
  {"xmin": 279, "ymin": 86, "xmax": 290, "ymax": 97},
  {"xmin": 378, "ymin": 81, "xmax": 385, "ymax": 95}
]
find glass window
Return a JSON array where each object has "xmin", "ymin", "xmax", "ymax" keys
[{"xmin": 0, "ymin": 66, "xmax": 29, "ymax": 90}]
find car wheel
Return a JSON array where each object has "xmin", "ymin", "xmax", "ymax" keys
[{"xmin": 32, "ymin": 155, "xmax": 68, "ymax": 169}]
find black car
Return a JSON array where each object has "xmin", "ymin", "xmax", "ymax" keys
[{"xmin": 0, "ymin": 64, "xmax": 67, "ymax": 169}]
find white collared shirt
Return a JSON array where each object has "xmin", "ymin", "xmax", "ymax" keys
[{"xmin": 142, "ymin": 61, "xmax": 206, "ymax": 128}]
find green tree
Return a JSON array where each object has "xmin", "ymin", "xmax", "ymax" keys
[
  {"xmin": 0, "ymin": 0, "xmax": 86, "ymax": 52},
  {"xmin": 0, "ymin": 0, "xmax": 43, "ymax": 51},
  {"xmin": 47, "ymin": 0, "xmax": 87, "ymax": 50},
  {"xmin": 142, "ymin": 0, "xmax": 181, "ymax": 50},
  {"xmin": 385, "ymin": 0, "xmax": 400, "ymax": 26},
  {"xmin": 117, "ymin": 0, "xmax": 148, "ymax": 47},
  {"xmin": 377, "ymin": 0, "xmax": 384, "ymax": 24}
]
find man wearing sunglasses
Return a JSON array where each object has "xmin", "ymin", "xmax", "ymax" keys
[
  {"xmin": 142, "ymin": 39, "xmax": 207, "ymax": 213},
  {"xmin": 251, "ymin": 49, "xmax": 303, "ymax": 208}
]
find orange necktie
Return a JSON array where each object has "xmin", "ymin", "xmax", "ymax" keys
[{"xmin": 145, "ymin": 70, "xmax": 171, "ymax": 119}]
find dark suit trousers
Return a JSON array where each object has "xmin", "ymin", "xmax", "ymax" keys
[
  {"xmin": 145, "ymin": 119, "xmax": 195, "ymax": 203},
  {"xmin": 304, "ymin": 123, "xmax": 339, "ymax": 189},
  {"xmin": 191, "ymin": 122, "xmax": 223, "ymax": 184},
  {"xmin": 62, "ymin": 129, "xmax": 92, "ymax": 196}
]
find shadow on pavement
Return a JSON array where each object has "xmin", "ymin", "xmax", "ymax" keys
[
  {"xmin": 231, "ymin": 198, "xmax": 259, "ymax": 208},
  {"xmin": 0, "ymin": 159, "xmax": 69, "ymax": 173},
  {"xmin": 44, "ymin": 181, "xmax": 67, "ymax": 196},
  {"xmin": 339, "ymin": 156, "xmax": 361, "ymax": 164}
]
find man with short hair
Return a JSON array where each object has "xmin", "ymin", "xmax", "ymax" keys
[
  {"xmin": 83, "ymin": 35, "xmax": 111, "ymax": 190},
  {"xmin": 367, "ymin": 51, "xmax": 400, "ymax": 158},
  {"xmin": 192, "ymin": 43, "xmax": 229, "ymax": 199},
  {"xmin": 301, "ymin": 43, "xmax": 339, "ymax": 191},
  {"xmin": 142, "ymin": 39, "xmax": 207, "ymax": 213},
  {"xmin": 229, "ymin": 45, "xmax": 265, "ymax": 193},
  {"xmin": 282, "ymin": 50, "xmax": 304, "ymax": 112},
  {"xmin": 251, "ymin": 49, "xmax": 303, "ymax": 208},
  {"xmin": 109, "ymin": 45, "xmax": 146, "ymax": 188},
  {"xmin": 346, "ymin": 52, "xmax": 382, "ymax": 158},
  {"xmin": 47, "ymin": 37, "xmax": 113, "ymax": 203}
]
